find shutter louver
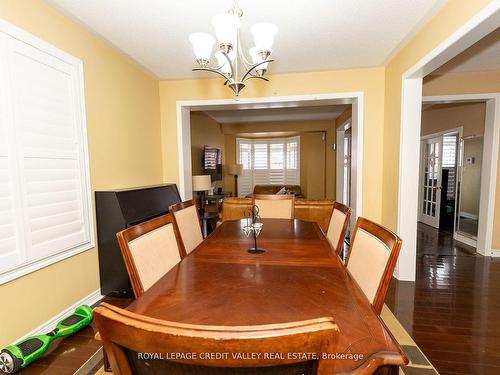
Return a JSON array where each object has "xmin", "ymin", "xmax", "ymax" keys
[{"xmin": 237, "ymin": 137, "xmax": 300, "ymax": 196}]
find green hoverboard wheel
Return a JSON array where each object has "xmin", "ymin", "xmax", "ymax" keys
[{"xmin": 0, "ymin": 305, "xmax": 93, "ymax": 374}]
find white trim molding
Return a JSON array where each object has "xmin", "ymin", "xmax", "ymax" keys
[
  {"xmin": 176, "ymin": 92, "xmax": 364, "ymax": 220},
  {"xmin": 396, "ymin": 3, "xmax": 500, "ymax": 281},
  {"xmin": 491, "ymin": 249, "xmax": 500, "ymax": 258},
  {"xmin": 454, "ymin": 232, "xmax": 477, "ymax": 249},
  {"xmin": 12, "ymin": 289, "xmax": 102, "ymax": 345}
]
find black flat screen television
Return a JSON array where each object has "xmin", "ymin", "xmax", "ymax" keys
[{"xmin": 203, "ymin": 145, "xmax": 222, "ymax": 181}]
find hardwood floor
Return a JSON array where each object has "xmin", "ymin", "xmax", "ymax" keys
[
  {"xmin": 11, "ymin": 297, "xmax": 130, "ymax": 375},
  {"xmin": 386, "ymin": 223, "xmax": 500, "ymax": 375}
]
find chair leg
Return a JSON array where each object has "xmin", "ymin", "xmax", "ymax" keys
[{"xmin": 103, "ymin": 349, "xmax": 112, "ymax": 372}]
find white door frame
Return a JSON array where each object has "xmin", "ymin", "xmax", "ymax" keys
[
  {"xmin": 418, "ymin": 126, "xmax": 463, "ymax": 230},
  {"xmin": 398, "ymin": 3, "xmax": 500, "ymax": 281},
  {"xmin": 176, "ymin": 92, "xmax": 364, "ymax": 221},
  {"xmin": 422, "ymin": 95, "xmax": 499, "ymax": 256}
]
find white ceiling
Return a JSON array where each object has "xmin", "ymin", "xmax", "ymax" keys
[
  {"xmin": 46, "ymin": 0, "xmax": 446, "ymax": 79},
  {"xmin": 432, "ymin": 27, "xmax": 500, "ymax": 74},
  {"xmin": 201, "ymin": 105, "xmax": 349, "ymax": 123}
]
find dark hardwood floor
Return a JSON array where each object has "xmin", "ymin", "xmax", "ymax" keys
[
  {"xmin": 9, "ymin": 297, "xmax": 130, "ymax": 375},
  {"xmin": 387, "ymin": 223, "xmax": 500, "ymax": 375}
]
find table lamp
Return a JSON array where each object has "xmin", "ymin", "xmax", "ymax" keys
[
  {"xmin": 228, "ymin": 163, "xmax": 243, "ymax": 197},
  {"xmin": 192, "ymin": 175, "xmax": 212, "ymax": 213}
]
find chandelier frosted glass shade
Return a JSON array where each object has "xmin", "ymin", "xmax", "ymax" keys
[
  {"xmin": 249, "ymin": 47, "xmax": 269, "ymax": 75},
  {"xmin": 188, "ymin": 32, "xmax": 215, "ymax": 65},
  {"xmin": 215, "ymin": 51, "xmax": 233, "ymax": 75},
  {"xmin": 251, "ymin": 22, "xmax": 278, "ymax": 52},
  {"xmin": 188, "ymin": 2, "xmax": 278, "ymax": 96},
  {"xmin": 212, "ymin": 13, "xmax": 241, "ymax": 51}
]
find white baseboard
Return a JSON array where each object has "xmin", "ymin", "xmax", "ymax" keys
[
  {"xmin": 454, "ymin": 232, "xmax": 477, "ymax": 248},
  {"xmin": 13, "ymin": 289, "xmax": 102, "ymax": 344},
  {"xmin": 459, "ymin": 211, "xmax": 479, "ymax": 220},
  {"xmin": 491, "ymin": 249, "xmax": 500, "ymax": 257}
]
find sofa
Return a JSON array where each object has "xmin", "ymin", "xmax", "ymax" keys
[
  {"xmin": 252, "ymin": 184, "xmax": 303, "ymax": 197},
  {"xmin": 220, "ymin": 197, "xmax": 334, "ymax": 233}
]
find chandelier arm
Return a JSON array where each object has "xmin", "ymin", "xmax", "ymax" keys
[
  {"xmin": 242, "ymin": 74, "xmax": 270, "ymax": 83},
  {"xmin": 192, "ymin": 67, "xmax": 233, "ymax": 83},
  {"xmin": 240, "ymin": 59, "xmax": 274, "ymax": 82},
  {"xmin": 221, "ymin": 51, "xmax": 236, "ymax": 80}
]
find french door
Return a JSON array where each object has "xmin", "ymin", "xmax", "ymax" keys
[{"xmin": 419, "ymin": 137, "xmax": 443, "ymax": 228}]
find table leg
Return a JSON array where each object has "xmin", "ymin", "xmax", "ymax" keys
[{"xmin": 203, "ymin": 219, "xmax": 208, "ymax": 238}]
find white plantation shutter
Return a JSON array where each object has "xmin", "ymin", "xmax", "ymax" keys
[
  {"xmin": 269, "ymin": 143, "xmax": 285, "ymax": 185},
  {"xmin": 285, "ymin": 140, "xmax": 299, "ymax": 185},
  {"xmin": 237, "ymin": 140, "xmax": 253, "ymax": 197},
  {"xmin": 0, "ymin": 21, "xmax": 93, "ymax": 283},
  {"xmin": 0, "ymin": 109, "xmax": 23, "ymax": 273},
  {"xmin": 236, "ymin": 137, "xmax": 300, "ymax": 197}
]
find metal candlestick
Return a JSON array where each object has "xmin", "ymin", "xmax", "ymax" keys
[{"xmin": 243, "ymin": 205, "xmax": 265, "ymax": 254}]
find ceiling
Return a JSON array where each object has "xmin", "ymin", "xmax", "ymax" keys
[
  {"xmin": 201, "ymin": 105, "xmax": 350, "ymax": 124},
  {"xmin": 46, "ymin": 0, "xmax": 446, "ymax": 79},
  {"xmin": 432, "ymin": 27, "xmax": 500, "ymax": 74}
]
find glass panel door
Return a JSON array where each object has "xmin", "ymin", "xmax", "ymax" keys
[{"xmin": 419, "ymin": 136, "xmax": 443, "ymax": 228}]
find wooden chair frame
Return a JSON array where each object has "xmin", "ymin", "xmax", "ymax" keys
[
  {"xmin": 329, "ymin": 202, "xmax": 352, "ymax": 259},
  {"xmin": 94, "ymin": 302, "xmax": 339, "ymax": 375},
  {"xmin": 116, "ymin": 214, "xmax": 185, "ymax": 298},
  {"xmin": 251, "ymin": 194, "xmax": 295, "ymax": 219},
  {"xmin": 169, "ymin": 199, "xmax": 204, "ymax": 252},
  {"xmin": 345, "ymin": 217, "xmax": 402, "ymax": 315}
]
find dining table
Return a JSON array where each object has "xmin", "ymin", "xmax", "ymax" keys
[{"xmin": 126, "ymin": 218, "xmax": 408, "ymax": 374}]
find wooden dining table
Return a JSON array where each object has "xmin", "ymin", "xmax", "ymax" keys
[{"xmin": 127, "ymin": 218, "xmax": 408, "ymax": 374}]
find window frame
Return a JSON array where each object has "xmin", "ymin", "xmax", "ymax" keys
[
  {"xmin": 0, "ymin": 19, "xmax": 94, "ymax": 285},
  {"xmin": 236, "ymin": 136, "xmax": 300, "ymax": 196}
]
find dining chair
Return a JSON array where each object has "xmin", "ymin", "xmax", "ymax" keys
[
  {"xmin": 252, "ymin": 194, "xmax": 295, "ymax": 219},
  {"xmin": 326, "ymin": 202, "xmax": 351, "ymax": 260},
  {"xmin": 169, "ymin": 200, "xmax": 203, "ymax": 255},
  {"xmin": 116, "ymin": 214, "xmax": 184, "ymax": 298},
  {"xmin": 345, "ymin": 217, "xmax": 402, "ymax": 315},
  {"xmin": 94, "ymin": 302, "xmax": 339, "ymax": 375}
]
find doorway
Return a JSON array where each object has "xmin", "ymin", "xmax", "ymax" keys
[
  {"xmin": 336, "ymin": 121, "xmax": 352, "ymax": 206},
  {"xmin": 417, "ymin": 117, "xmax": 486, "ymax": 250},
  {"xmin": 176, "ymin": 93, "xmax": 364, "ymax": 221},
  {"xmin": 397, "ymin": 5, "xmax": 500, "ymax": 280}
]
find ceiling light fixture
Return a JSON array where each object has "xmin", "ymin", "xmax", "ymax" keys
[{"xmin": 188, "ymin": 0, "xmax": 278, "ymax": 96}]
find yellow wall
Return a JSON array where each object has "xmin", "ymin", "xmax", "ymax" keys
[
  {"xmin": 160, "ymin": 67, "xmax": 385, "ymax": 221},
  {"xmin": 220, "ymin": 120, "xmax": 335, "ymax": 199},
  {"xmin": 423, "ymin": 70, "xmax": 500, "ymax": 95},
  {"xmin": 421, "ymin": 102, "xmax": 486, "ymax": 137},
  {"xmin": 0, "ymin": 0, "xmax": 162, "ymax": 346},
  {"xmin": 300, "ymin": 132, "xmax": 327, "ymax": 199},
  {"xmin": 382, "ymin": 0, "xmax": 494, "ymax": 232},
  {"xmin": 190, "ymin": 112, "xmax": 225, "ymax": 189},
  {"xmin": 461, "ymin": 137, "xmax": 483, "ymax": 217}
]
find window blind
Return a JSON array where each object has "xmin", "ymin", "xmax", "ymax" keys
[
  {"xmin": 0, "ymin": 21, "xmax": 93, "ymax": 283},
  {"xmin": 236, "ymin": 137, "xmax": 300, "ymax": 197}
]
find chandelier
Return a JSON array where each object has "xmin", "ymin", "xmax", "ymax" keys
[{"xmin": 188, "ymin": 1, "xmax": 278, "ymax": 96}]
